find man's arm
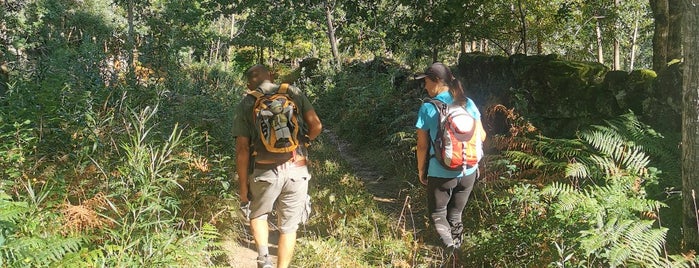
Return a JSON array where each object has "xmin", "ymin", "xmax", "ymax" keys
[
  {"xmin": 236, "ymin": 136, "xmax": 251, "ymax": 203},
  {"xmin": 303, "ymin": 109, "xmax": 322, "ymax": 141}
]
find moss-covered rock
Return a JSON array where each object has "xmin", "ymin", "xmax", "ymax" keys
[
  {"xmin": 457, "ymin": 52, "xmax": 513, "ymax": 109},
  {"xmin": 455, "ymin": 53, "xmax": 681, "ymax": 137}
]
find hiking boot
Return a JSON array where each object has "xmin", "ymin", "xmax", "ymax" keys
[
  {"xmin": 439, "ymin": 244, "xmax": 456, "ymax": 268},
  {"xmin": 257, "ymin": 254, "xmax": 272, "ymax": 268},
  {"xmin": 450, "ymin": 223, "xmax": 464, "ymax": 248},
  {"xmin": 452, "ymin": 234, "xmax": 463, "ymax": 249}
]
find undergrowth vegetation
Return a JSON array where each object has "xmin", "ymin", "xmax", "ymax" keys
[
  {"xmin": 316, "ymin": 59, "xmax": 698, "ymax": 267},
  {"xmin": 0, "ymin": 40, "xmax": 695, "ymax": 267},
  {"xmin": 2, "ymin": 51, "xmax": 696, "ymax": 267},
  {"xmin": 294, "ymin": 138, "xmax": 417, "ymax": 267},
  {"xmin": 0, "ymin": 45, "xmax": 240, "ymax": 265}
]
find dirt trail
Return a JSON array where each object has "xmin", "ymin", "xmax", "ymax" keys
[
  {"xmin": 223, "ymin": 129, "xmax": 406, "ymax": 267},
  {"xmin": 323, "ymin": 130, "xmax": 406, "ymax": 212},
  {"xmin": 221, "ymin": 224, "xmax": 278, "ymax": 268}
]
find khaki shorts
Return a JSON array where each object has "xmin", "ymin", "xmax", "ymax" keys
[{"xmin": 249, "ymin": 164, "xmax": 311, "ymax": 234}]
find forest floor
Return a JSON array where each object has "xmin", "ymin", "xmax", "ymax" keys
[{"xmin": 222, "ymin": 129, "xmax": 407, "ymax": 267}]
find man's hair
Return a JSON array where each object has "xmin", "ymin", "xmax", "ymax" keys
[{"xmin": 244, "ymin": 64, "xmax": 270, "ymax": 81}]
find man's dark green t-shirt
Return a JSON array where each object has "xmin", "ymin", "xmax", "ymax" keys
[{"xmin": 232, "ymin": 81, "xmax": 314, "ymax": 163}]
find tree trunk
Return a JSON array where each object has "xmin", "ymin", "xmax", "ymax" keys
[
  {"xmin": 431, "ymin": 44, "xmax": 438, "ymax": 62},
  {"xmin": 517, "ymin": 0, "xmax": 527, "ymax": 54},
  {"xmin": 230, "ymin": 14, "xmax": 235, "ymax": 39},
  {"xmin": 460, "ymin": 31, "xmax": 466, "ymax": 55},
  {"xmin": 0, "ymin": 16, "xmax": 8, "ymax": 96},
  {"xmin": 613, "ymin": 39, "xmax": 620, "ymax": 70},
  {"xmin": 480, "ymin": 39, "xmax": 489, "ymax": 53},
  {"xmin": 325, "ymin": 1, "xmax": 341, "ymax": 70},
  {"xmin": 650, "ymin": 0, "xmax": 669, "ymax": 72},
  {"xmin": 668, "ymin": 0, "xmax": 683, "ymax": 61},
  {"xmin": 682, "ymin": 0, "xmax": 699, "ymax": 252},
  {"xmin": 0, "ymin": 62, "xmax": 7, "ymax": 97},
  {"xmin": 613, "ymin": 0, "xmax": 621, "ymax": 70},
  {"xmin": 257, "ymin": 46, "xmax": 263, "ymax": 64},
  {"xmin": 630, "ymin": 17, "xmax": 639, "ymax": 71},
  {"xmin": 127, "ymin": 0, "xmax": 135, "ymax": 75},
  {"xmin": 213, "ymin": 15, "xmax": 224, "ymax": 63},
  {"xmin": 596, "ymin": 18, "xmax": 604, "ymax": 64},
  {"xmin": 268, "ymin": 46, "xmax": 273, "ymax": 67}
]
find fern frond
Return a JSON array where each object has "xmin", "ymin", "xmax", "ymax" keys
[
  {"xmin": 557, "ymin": 189, "xmax": 600, "ymax": 215},
  {"xmin": 0, "ymin": 198, "xmax": 29, "ymax": 223},
  {"xmin": 38, "ymin": 236, "xmax": 84, "ymax": 265},
  {"xmin": 589, "ymin": 155, "xmax": 620, "ymax": 177},
  {"xmin": 535, "ymin": 136, "xmax": 588, "ymax": 160},
  {"xmin": 491, "ymin": 136, "xmax": 535, "ymax": 152},
  {"xmin": 619, "ymin": 220, "xmax": 668, "ymax": 267},
  {"xmin": 583, "ymin": 112, "xmax": 679, "ymax": 184},
  {"xmin": 199, "ymin": 222, "xmax": 220, "ymax": 240},
  {"xmin": 541, "ymin": 182, "xmax": 577, "ymax": 198},
  {"xmin": 579, "ymin": 128, "xmax": 625, "ymax": 156},
  {"xmin": 505, "ymin": 151, "xmax": 549, "ymax": 169},
  {"xmin": 565, "ymin": 162, "xmax": 589, "ymax": 179},
  {"xmin": 618, "ymin": 147, "xmax": 650, "ymax": 175},
  {"xmin": 579, "ymin": 217, "xmax": 633, "ymax": 254}
]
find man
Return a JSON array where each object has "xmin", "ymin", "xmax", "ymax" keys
[{"xmin": 233, "ymin": 64, "xmax": 322, "ymax": 268}]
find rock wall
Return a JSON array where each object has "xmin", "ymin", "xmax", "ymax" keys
[{"xmin": 456, "ymin": 53, "xmax": 681, "ymax": 137}]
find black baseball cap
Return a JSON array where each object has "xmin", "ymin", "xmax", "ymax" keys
[{"xmin": 414, "ymin": 62, "xmax": 452, "ymax": 81}]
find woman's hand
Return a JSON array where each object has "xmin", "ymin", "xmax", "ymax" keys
[{"xmin": 418, "ymin": 172, "xmax": 428, "ymax": 186}]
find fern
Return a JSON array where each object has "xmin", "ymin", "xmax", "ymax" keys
[
  {"xmin": 33, "ymin": 236, "xmax": 84, "ymax": 266},
  {"xmin": 564, "ymin": 162, "xmax": 589, "ymax": 180},
  {"xmin": 534, "ymin": 136, "xmax": 587, "ymax": 160},
  {"xmin": 605, "ymin": 112, "xmax": 680, "ymax": 180},
  {"xmin": 543, "ymin": 179, "xmax": 675, "ymax": 267},
  {"xmin": 581, "ymin": 218, "xmax": 669, "ymax": 268},
  {"xmin": 0, "ymin": 195, "xmax": 87, "ymax": 267},
  {"xmin": 580, "ymin": 129, "xmax": 651, "ymax": 177},
  {"xmin": 0, "ymin": 195, "xmax": 29, "ymax": 225}
]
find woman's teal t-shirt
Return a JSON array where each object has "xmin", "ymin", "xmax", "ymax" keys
[{"xmin": 415, "ymin": 91, "xmax": 481, "ymax": 178}]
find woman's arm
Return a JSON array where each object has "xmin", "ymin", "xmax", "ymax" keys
[{"xmin": 416, "ymin": 129, "xmax": 430, "ymax": 186}]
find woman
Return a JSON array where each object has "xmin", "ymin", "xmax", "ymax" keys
[{"xmin": 414, "ymin": 62, "xmax": 483, "ymax": 257}]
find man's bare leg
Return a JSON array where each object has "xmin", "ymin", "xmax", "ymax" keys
[
  {"xmin": 250, "ymin": 217, "xmax": 269, "ymax": 254},
  {"xmin": 276, "ymin": 231, "xmax": 297, "ymax": 268}
]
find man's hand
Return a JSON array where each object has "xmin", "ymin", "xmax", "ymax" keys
[{"xmin": 239, "ymin": 184, "xmax": 250, "ymax": 203}]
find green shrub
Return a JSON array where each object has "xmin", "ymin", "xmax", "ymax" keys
[{"xmin": 459, "ymin": 113, "xmax": 695, "ymax": 267}]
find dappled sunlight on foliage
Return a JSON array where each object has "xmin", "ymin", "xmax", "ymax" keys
[{"xmin": 0, "ymin": 0, "xmax": 693, "ymax": 265}]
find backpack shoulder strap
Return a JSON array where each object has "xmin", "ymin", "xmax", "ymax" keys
[
  {"xmin": 278, "ymin": 83, "xmax": 290, "ymax": 94},
  {"xmin": 426, "ymin": 98, "xmax": 448, "ymax": 116},
  {"xmin": 246, "ymin": 90, "xmax": 264, "ymax": 99}
]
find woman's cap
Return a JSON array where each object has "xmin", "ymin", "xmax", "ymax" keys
[{"xmin": 414, "ymin": 62, "xmax": 451, "ymax": 81}]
